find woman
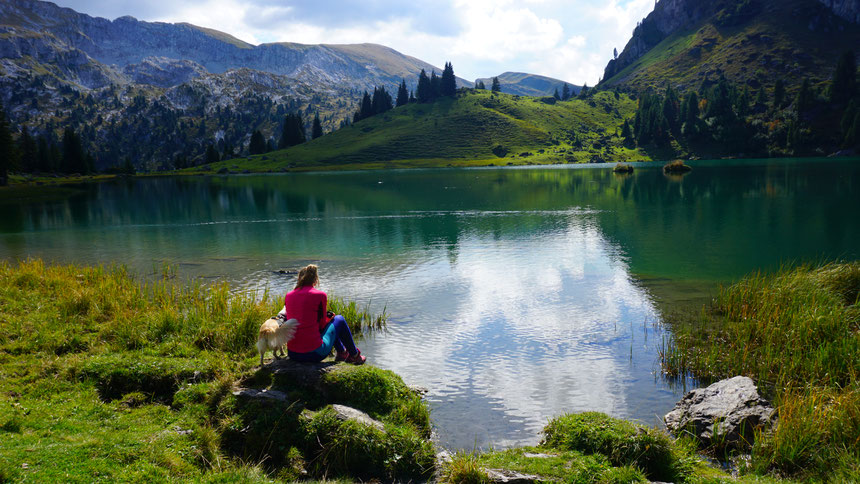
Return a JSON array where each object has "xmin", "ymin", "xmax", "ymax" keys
[{"xmin": 284, "ymin": 264, "xmax": 365, "ymax": 365}]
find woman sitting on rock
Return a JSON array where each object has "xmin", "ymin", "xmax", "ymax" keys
[{"xmin": 284, "ymin": 264, "xmax": 366, "ymax": 365}]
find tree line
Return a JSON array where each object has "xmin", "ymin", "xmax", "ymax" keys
[{"xmin": 623, "ymin": 50, "xmax": 859, "ymax": 156}]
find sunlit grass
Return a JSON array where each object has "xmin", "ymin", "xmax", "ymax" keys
[
  {"xmin": 660, "ymin": 261, "xmax": 860, "ymax": 480},
  {"xmin": 0, "ymin": 258, "xmax": 397, "ymax": 481}
]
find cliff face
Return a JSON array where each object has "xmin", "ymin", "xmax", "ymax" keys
[
  {"xmin": 603, "ymin": 0, "xmax": 718, "ymax": 83},
  {"xmin": 601, "ymin": 0, "xmax": 860, "ymax": 90},
  {"xmin": 0, "ymin": 0, "xmax": 459, "ymax": 90},
  {"xmin": 817, "ymin": 0, "xmax": 860, "ymax": 24}
]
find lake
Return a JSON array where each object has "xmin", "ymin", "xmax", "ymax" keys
[{"xmin": 1, "ymin": 157, "xmax": 858, "ymax": 449}]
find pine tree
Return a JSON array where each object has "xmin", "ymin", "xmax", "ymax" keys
[
  {"xmin": 662, "ymin": 86, "xmax": 680, "ymax": 135},
  {"xmin": 205, "ymin": 143, "xmax": 220, "ymax": 164},
  {"xmin": 311, "ymin": 114, "xmax": 323, "ymax": 139},
  {"xmin": 553, "ymin": 87, "xmax": 561, "ymax": 100},
  {"xmin": 430, "ymin": 71, "xmax": 441, "ymax": 100},
  {"xmin": 417, "ymin": 69, "xmax": 431, "ymax": 103},
  {"xmin": 278, "ymin": 113, "xmax": 306, "ymax": 148},
  {"xmin": 18, "ymin": 126, "xmax": 37, "ymax": 173},
  {"xmin": 358, "ymin": 92, "xmax": 373, "ymax": 120},
  {"xmin": 476, "ymin": 80, "xmax": 485, "ymax": 90},
  {"xmin": 773, "ymin": 79, "xmax": 786, "ymax": 110},
  {"xmin": 795, "ymin": 78, "xmax": 814, "ymax": 117},
  {"xmin": 371, "ymin": 86, "xmax": 392, "ymax": 115},
  {"xmin": 396, "ymin": 79, "xmax": 409, "ymax": 107},
  {"xmin": 491, "ymin": 77, "xmax": 501, "ymax": 93},
  {"xmin": 61, "ymin": 127, "xmax": 87, "ymax": 174},
  {"xmin": 0, "ymin": 102, "xmax": 15, "ymax": 185},
  {"xmin": 845, "ymin": 111, "xmax": 860, "ymax": 148},
  {"xmin": 562, "ymin": 83, "xmax": 571, "ymax": 101},
  {"xmin": 830, "ymin": 50, "xmax": 856, "ymax": 105},
  {"xmin": 441, "ymin": 62, "xmax": 457, "ymax": 96},
  {"xmin": 249, "ymin": 130, "xmax": 266, "ymax": 154},
  {"xmin": 578, "ymin": 83, "xmax": 589, "ymax": 99},
  {"xmin": 754, "ymin": 86, "xmax": 768, "ymax": 108}
]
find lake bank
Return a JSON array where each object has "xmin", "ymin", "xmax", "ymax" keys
[{"xmin": 0, "ymin": 259, "xmax": 810, "ymax": 483}]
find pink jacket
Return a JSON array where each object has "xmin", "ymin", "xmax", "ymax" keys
[{"xmin": 284, "ymin": 286, "xmax": 328, "ymax": 353}]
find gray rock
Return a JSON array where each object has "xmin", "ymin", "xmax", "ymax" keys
[
  {"xmin": 486, "ymin": 468, "xmax": 541, "ymax": 484},
  {"xmin": 232, "ymin": 388, "xmax": 288, "ymax": 402},
  {"xmin": 522, "ymin": 452, "xmax": 554, "ymax": 458},
  {"xmin": 267, "ymin": 358, "xmax": 339, "ymax": 389},
  {"xmin": 331, "ymin": 404, "xmax": 385, "ymax": 432},
  {"xmin": 664, "ymin": 376, "xmax": 774, "ymax": 449}
]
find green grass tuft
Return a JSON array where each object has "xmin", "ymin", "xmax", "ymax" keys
[{"xmin": 542, "ymin": 411, "xmax": 685, "ymax": 482}]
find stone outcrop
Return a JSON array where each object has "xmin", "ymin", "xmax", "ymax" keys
[
  {"xmin": 817, "ymin": 0, "xmax": 860, "ymax": 24},
  {"xmin": 486, "ymin": 468, "xmax": 541, "ymax": 484},
  {"xmin": 664, "ymin": 376, "xmax": 775, "ymax": 449},
  {"xmin": 232, "ymin": 387, "xmax": 288, "ymax": 402},
  {"xmin": 330, "ymin": 404, "xmax": 385, "ymax": 432}
]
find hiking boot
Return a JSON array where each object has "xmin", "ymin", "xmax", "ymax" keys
[
  {"xmin": 344, "ymin": 349, "xmax": 366, "ymax": 365},
  {"xmin": 335, "ymin": 350, "xmax": 349, "ymax": 362}
]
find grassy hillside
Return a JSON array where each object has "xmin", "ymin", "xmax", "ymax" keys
[
  {"xmin": 204, "ymin": 89, "xmax": 645, "ymax": 173},
  {"xmin": 603, "ymin": 0, "xmax": 860, "ymax": 93}
]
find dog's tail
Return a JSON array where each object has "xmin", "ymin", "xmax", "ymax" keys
[{"xmin": 278, "ymin": 318, "xmax": 299, "ymax": 347}]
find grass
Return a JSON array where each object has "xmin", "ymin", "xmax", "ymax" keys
[
  {"xmin": 0, "ymin": 258, "xmax": 420, "ymax": 482},
  {"xmin": 603, "ymin": 0, "xmax": 860, "ymax": 94},
  {"xmin": 660, "ymin": 262, "xmax": 860, "ymax": 480},
  {"xmin": 185, "ymin": 89, "xmax": 645, "ymax": 174},
  {"xmin": 441, "ymin": 412, "xmax": 769, "ymax": 484}
]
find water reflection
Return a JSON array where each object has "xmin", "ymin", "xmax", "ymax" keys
[{"xmin": 1, "ymin": 158, "xmax": 858, "ymax": 449}]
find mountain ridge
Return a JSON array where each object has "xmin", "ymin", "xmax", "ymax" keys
[
  {"xmin": 474, "ymin": 72, "xmax": 581, "ymax": 98},
  {"xmin": 601, "ymin": 0, "xmax": 860, "ymax": 92}
]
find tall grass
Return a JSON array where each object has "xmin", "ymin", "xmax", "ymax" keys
[
  {"xmin": 0, "ymin": 259, "xmax": 401, "ymax": 481},
  {"xmin": 0, "ymin": 259, "xmax": 384, "ymax": 358},
  {"xmin": 660, "ymin": 261, "xmax": 860, "ymax": 479}
]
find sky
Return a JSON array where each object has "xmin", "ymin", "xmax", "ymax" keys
[{"xmin": 53, "ymin": 0, "xmax": 656, "ymax": 86}]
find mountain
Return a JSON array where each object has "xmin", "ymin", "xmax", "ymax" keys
[
  {"xmin": 474, "ymin": 72, "xmax": 580, "ymax": 97},
  {"xmin": 0, "ymin": 0, "xmax": 473, "ymax": 171},
  {"xmin": 600, "ymin": 0, "xmax": 860, "ymax": 92},
  {"xmin": 0, "ymin": 0, "xmax": 468, "ymax": 90},
  {"xmin": 199, "ymin": 89, "xmax": 639, "ymax": 172}
]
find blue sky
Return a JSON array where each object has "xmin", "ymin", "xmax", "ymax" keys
[{"xmin": 54, "ymin": 0, "xmax": 656, "ymax": 85}]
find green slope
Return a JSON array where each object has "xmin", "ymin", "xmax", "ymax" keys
[
  {"xmin": 603, "ymin": 0, "xmax": 860, "ymax": 93},
  {"xmin": 206, "ymin": 89, "xmax": 644, "ymax": 173}
]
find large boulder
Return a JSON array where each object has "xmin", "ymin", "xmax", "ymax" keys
[{"xmin": 664, "ymin": 376, "xmax": 775, "ymax": 449}]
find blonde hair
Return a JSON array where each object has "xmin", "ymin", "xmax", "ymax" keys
[{"xmin": 294, "ymin": 264, "xmax": 319, "ymax": 289}]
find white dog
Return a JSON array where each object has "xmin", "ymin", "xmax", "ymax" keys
[{"xmin": 257, "ymin": 307, "xmax": 298, "ymax": 366}]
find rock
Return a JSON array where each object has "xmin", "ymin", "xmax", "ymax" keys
[
  {"xmin": 232, "ymin": 387, "xmax": 288, "ymax": 402},
  {"xmin": 331, "ymin": 404, "xmax": 385, "ymax": 432},
  {"xmin": 828, "ymin": 148, "xmax": 857, "ymax": 157},
  {"xmin": 408, "ymin": 385, "xmax": 429, "ymax": 396},
  {"xmin": 267, "ymin": 358, "xmax": 339, "ymax": 389},
  {"xmin": 522, "ymin": 452, "xmax": 554, "ymax": 458},
  {"xmin": 486, "ymin": 468, "xmax": 541, "ymax": 484},
  {"xmin": 664, "ymin": 376, "xmax": 775, "ymax": 449},
  {"xmin": 217, "ymin": 167, "xmax": 229, "ymax": 174}
]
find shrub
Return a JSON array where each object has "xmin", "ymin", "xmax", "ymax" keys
[
  {"xmin": 541, "ymin": 412, "xmax": 680, "ymax": 482},
  {"xmin": 300, "ymin": 406, "xmax": 435, "ymax": 480},
  {"xmin": 442, "ymin": 451, "xmax": 489, "ymax": 484},
  {"xmin": 75, "ymin": 353, "xmax": 216, "ymax": 402}
]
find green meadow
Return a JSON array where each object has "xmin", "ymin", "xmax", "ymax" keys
[{"xmin": 197, "ymin": 89, "xmax": 645, "ymax": 174}]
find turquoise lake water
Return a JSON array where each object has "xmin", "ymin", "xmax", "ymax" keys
[{"xmin": 1, "ymin": 157, "xmax": 858, "ymax": 449}]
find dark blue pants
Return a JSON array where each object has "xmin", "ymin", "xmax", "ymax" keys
[{"xmin": 288, "ymin": 315, "xmax": 358, "ymax": 363}]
